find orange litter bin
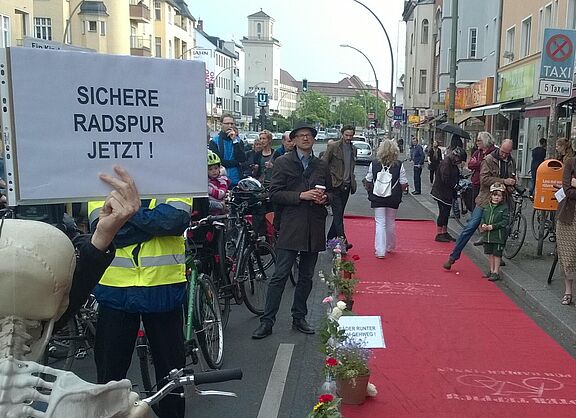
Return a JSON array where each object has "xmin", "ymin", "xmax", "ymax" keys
[{"xmin": 533, "ymin": 159, "xmax": 563, "ymax": 210}]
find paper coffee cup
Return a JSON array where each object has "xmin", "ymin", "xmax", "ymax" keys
[{"xmin": 315, "ymin": 185, "xmax": 326, "ymax": 192}]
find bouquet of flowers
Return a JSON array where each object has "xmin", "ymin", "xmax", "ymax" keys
[
  {"xmin": 326, "ymin": 237, "xmax": 347, "ymax": 254},
  {"xmin": 307, "ymin": 394, "xmax": 342, "ymax": 418}
]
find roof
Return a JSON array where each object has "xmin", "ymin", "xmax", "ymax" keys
[
  {"xmin": 248, "ymin": 10, "xmax": 272, "ymax": 19},
  {"xmin": 280, "ymin": 69, "xmax": 298, "ymax": 87},
  {"xmin": 79, "ymin": 1, "xmax": 108, "ymax": 16},
  {"xmin": 196, "ymin": 29, "xmax": 238, "ymax": 59},
  {"xmin": 172, "ymin": 0, "xmax": 195, "ymax": 21},
  {"xmin": 306, "ymin": 76, "xmax": 390, "ymax": 101}
]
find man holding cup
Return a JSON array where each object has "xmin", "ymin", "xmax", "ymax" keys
[{"xmin": 253, "ymin": 121, "xmax": 333, "ymax": 339}]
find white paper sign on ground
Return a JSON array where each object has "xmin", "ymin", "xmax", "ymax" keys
[
  {"xmin": 5, "ymin": 47, "xmax": 207, "ymax": 203},
  {"xmin": 338, "ymin": 316, "xmax": 385, "ymax": 348}
]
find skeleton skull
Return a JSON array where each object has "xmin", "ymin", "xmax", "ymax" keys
[{"xmin": 0, "ymin": 219, "xmax": 150, "ymax": 417}]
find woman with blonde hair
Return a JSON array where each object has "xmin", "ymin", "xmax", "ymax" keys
[
  {"xmin": 363, "ymin": 140, "xmax": 409, "ymax": 258},
  {"xmin": 556, "ymin": 137, "xmax": 575, "ymax": 164}
]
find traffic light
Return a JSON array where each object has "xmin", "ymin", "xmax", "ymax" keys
[
  {"xmin": 208, "ymin": 83, "xmax": 214, "ymax": 94},
  {"xmin": 302, "ymin": 79, "xmax": 308, "ymax": 92}
]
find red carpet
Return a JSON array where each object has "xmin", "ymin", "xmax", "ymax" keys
[{"xmin": 340, "ymin": 217, "xmax": 576, "ymax": 418}]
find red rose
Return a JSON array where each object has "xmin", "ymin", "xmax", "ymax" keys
[
  {"xmin": 352, "ymin": 254, "xmax": 360, "ymax": 261},
  {"xmin": 325, "ymin": 357, "xmax": 338, "ymax": 367},
  {"xmin": 319, "ymin": 394, "xmax": 334, "ymax": 403}
]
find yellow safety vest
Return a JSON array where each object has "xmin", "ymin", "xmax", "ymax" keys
[{"xmin": 88, "ymin": 198, "xmax": 191, "ymax": 288}]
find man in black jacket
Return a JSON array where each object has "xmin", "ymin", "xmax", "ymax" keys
[
  {"xmin": 252, "ymin": 122, "xmax": 333, "ymax": 339},
  {"xmin": 208, "ymin": 114, "xmax": 246, "ymax": 186}
]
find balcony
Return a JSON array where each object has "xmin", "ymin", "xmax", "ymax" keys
[
  {"xmin": 130, "ymin": 36, "xmax": 151, "ymax": 57},
  {"xmin": 129, "ymin": 0, "xmax": 150, "ymax": 23}
]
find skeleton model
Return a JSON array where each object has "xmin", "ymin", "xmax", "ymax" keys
[{"xmin": 0, "ymin": 219, "xmax": 149, "ymax": 418}]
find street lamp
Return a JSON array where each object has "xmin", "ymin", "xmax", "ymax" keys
[
  {"xmin": 62, "ymin": 0, "xmax": 86, "ymax": 43},
  {"xmin": 340, "ymin": 44, "xmax": 379, "ymax": 129},
  {"xmin": 350, "ymin": 0, "xmax": 395, "ymax": 134}
]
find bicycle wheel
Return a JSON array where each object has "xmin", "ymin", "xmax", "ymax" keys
[
  {"xmin": 42, "ymin": 316, "xmax": 78, "ymax": 370},
  {"xmin": 194, "ymin": 274, "xmax": 224, "ymax": 369},
  {"xmin": 239, "ymin": 241, "xmax": 275, "ymax": 315},
  {"xmin": 136, "ymin": 333, "xmax": 162, "ymax": 417},
  {"xmin": 531, "ymin": 210, "xmax": 550, "ymax": 241},
  {"xmin": 504, "ymin": 214, "xmax": 527, "ymax": 259},
  {"xmin": 215, "ymin": 227, "xmax": 232, "ymax": 328}
]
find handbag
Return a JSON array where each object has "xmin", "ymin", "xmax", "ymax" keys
[{"xmin": 373, "ymin": 166, "xmax": 398, "ymax": 198}]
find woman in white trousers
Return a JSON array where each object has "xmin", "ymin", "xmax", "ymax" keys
[{"xmin": 363, "ymin": 140, "xmax": 409, "ymax": 258}]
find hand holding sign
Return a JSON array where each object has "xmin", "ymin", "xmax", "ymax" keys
[{"xmin": 91, "ymin": 165, "xmax": 140, "ymax": 251}]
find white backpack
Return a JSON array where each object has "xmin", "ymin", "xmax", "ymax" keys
[{"xmin": 373, "ymin": 166, "xmax": 397, "ymax": 198}]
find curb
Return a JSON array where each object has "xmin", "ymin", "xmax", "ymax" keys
[{"xmin": 409, "ymin": 192, "xmax": 576, "ymax": 342}]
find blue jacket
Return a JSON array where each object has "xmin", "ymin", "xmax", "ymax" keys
[
  {"xmin": 411, "ymin": 144, "xmax": 425, "ymax": 165},
  {"xmin": 208, "ymin": 132, "xmax": 246, "ymax": 186},
  {"xmin": 92, "ymin": 200, "xmax": 189, "ymax": 313}
]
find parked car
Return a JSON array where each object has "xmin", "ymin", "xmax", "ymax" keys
[
  {"xmin": 272, "ymin": 132, "xmax": 283, "ymax": 140},
  {"xmin": 352, "ymin": 140, "xmax": 373, "ymax": 165},
  {"xmin": 245, "ymin": 132, "xmax": 259, "ymax": 145},
  {"xmin": 326, "ymin": 128, "xmax": 340, "ymax": 139},
  {"xmin": 316, "ymin": 130, "xmax": 327, "ymax": 141},
  {"xmin": 353, "ymin": 135, "xmax": 367, "ymax": 142}
]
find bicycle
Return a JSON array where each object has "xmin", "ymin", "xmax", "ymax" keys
[
  {"xmin": 226, "ymin": 190, "xmax": 276, "ymax": 315},
  {"xmin": 137, "ymin": 217, "xmax": 225, "ymax": 415},
  {"xmin": 531, "ymin": 209, "xmax": 556, "ymax": 241},
  {"xmin": 42, "ymin": 294, "xmax": 98, "ymax": 371},
  {"xmin": 454, "ymin": 174, "xmax": 474, "ymax": 228},
  {"xmin": 503, "ymin": 187, "xmax": 529, "ymax": 259}
]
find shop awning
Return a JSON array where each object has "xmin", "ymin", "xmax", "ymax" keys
[
  {"xmin": 523, "ymin": 99, "xmax": 552, "ymax": 118},
  {"xmin": 469, "ymin": 100, "xmax": 523, "ymax": 116},
  {"xmin": 455, "ymin": 111, "xmax": 472, "ymax": 125}
]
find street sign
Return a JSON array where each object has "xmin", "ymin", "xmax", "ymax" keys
[
  {"xmin": 539, "ymin": 28, "xmax": 576, "ymax": 98},
  {"xmin": 393, "ymin": 120, "xmax": 401, "ymax": 129},
  {"xmin": 368, "ymin": 112, "xmax": 376, "ymax": 119},
  {"xmin": 257, "ymin": 92, "xmax": 269, "ymax": 107},
  {"xmin": 538, "ymin": 79, "xmax": 572, "ymax": 97},
  {"xmin": 393, "ymin": 105, "xmax": 403, "ymax": 120},
  {"xmin": 386, "ymin": 109, "xmax": 394, "ymax": 118}
]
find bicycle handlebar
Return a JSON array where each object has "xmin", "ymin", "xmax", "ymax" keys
[
  {"xmin": 189, "ymin": 214, "xmax": 229, "ymax": 229},
  {"xmin": 186, "ymin": 367, "xmax": 243, "ymax": 385},
  {"xmin": 141, "ymin": 367, "xmax": 243, "ymax": 406}
]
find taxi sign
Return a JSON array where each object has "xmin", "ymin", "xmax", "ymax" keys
[{"xmin": 539, "ymin": 28, "xmax": 576, "ymax": 98}]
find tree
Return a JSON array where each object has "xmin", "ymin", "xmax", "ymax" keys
[
  {"xmin": 265, "ymin": 112, "xmax": 292, "ymax": 132},
  {"xmin": 333, "ymin": 99, "xmax": 365, "ymax": 128},
  {"xmin": 293, "ymin": 91, "xmax": 332, "ymax": 125}
]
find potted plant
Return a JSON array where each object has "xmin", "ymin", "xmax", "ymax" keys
[
  {"xmin": 307, "ymin": 394, "xmax": 342, "ymax": 418},
  {"xmin": 338, "ymin": 259, "xmax": 356, "ymax": 278},
  {"xmin": 334, "ymin": 275, "xmax": 359, "ymax": 311},
  {"xmin": 327, "ymin": 338, "xmax": 371, "ymax": 405}
]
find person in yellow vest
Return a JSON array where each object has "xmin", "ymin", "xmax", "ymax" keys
[{"xmin": 88, "ymin": 195, "xmax": 191, "ymax": 418}]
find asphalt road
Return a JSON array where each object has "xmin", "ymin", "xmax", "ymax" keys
[{"xmin": 62, "ymin": 144, "xmax": 574, "ymax": 417}]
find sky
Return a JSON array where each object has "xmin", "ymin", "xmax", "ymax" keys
[{"xmin": 191, "ymin": 0, "xmax": 406, "ymax": 93}]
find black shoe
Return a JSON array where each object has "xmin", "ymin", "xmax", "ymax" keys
[
  {"xmin": 411, "ymin": 191, "xmax": 421, "ymax": 195},
  {"xmin": 473, "ymin": 239, "xmax": 484, "ymax": 246},
  {"xmin": 346, "ymin": 242, "xmax": 353, "ymax": 250},
  {"xmin": 500, "ymin": 260, "xmax": 506, "ymax": 267},
  {"xmin": 292, "ymin": 318, "xmax": 315, "ymax": 334},
  {"xmin": 252, "ymin": 322, "xmax": 273, "ymax": 339},
  {"xmin": 488, "ymin": 273, "xmax": 501, "ymax": 282},
  {"xmin": 444, "ymin": 233, "xmax": 456, "ymax": 242},
  {"xmin": 435, "ymin": 234, "xmax": 450, "ymax": 243}
]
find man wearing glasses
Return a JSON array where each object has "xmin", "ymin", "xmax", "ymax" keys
[
  {"xmin": 208, "ymin": 114, "xmax": 246, "ymax": 186},
  {"xmin": 443, "ymin": 139, "xmax": 516, "ymax": 271},
  {"xmin": 253, "ymin": 122, "xmax": 333, "ymax": 339}
]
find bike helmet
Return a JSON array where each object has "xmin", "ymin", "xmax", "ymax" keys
[
  {"xmin": 451, "ymin": 147, "xmax": 467, "ymax": 163},
  {"xmin": 490, "ymin": 182, "xmax": 506, "ymax": 193},
  {"xmin": 236, "ymin": 177, "xmax": 264, "ymax": 192},
  {"xmin": 207, "ymin": 151, "xmax": 221, "ymax": 166}
]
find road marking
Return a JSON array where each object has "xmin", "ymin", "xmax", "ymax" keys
[{"xmin": 257, "ymin": 343, "xmax": 294, "ymax": 418}]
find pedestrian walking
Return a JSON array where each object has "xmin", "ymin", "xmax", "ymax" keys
[
  {"xmin": 363, "ymin": 140, "xmax": 409, "ymax": 258},
  {"xmin": 427, "ymin": 140, "xmax": 442, "ymax": 184},
  {"xmin": 89, "ymin": 194, "xmax": 192, "ymax": 418},
  {"xmin": 443, "ymin": 139, "xmax": 516, "ymax": 270},
  {"xmin": 431, "ymin": 147, "xmax": 466, "ymax": 242},
  {"xmin": 409, "ymin": 137, "xmax": 425, "ymax": 194},
  {"xmin": 480, "ymin": 183, "xmax": 509, "ymax": 281},
  {"xmin": 556, "ymin": 155, "xmax": 576, "ymax": 305},
  {"xmin": 252, "ymin": 121, "xmax": 333, "ymax": 339},
  {"xmin": 529, "ymin": 138, "xmax": 547, "ymax": 198},
  {"xmin": 208, "ymin": 114, "xmax": 246, "ymax": 186},
  {"xmin": 322, "ymin": 124, "xmax": 357, "ymax": 249}
]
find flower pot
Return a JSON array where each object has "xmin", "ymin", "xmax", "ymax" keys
[
  {"xmin": 336, "ymin": 374, "xmax": 370, "ymax": 405},
  {"xmin": 344, "ymin": 299, "xmax": 354, "ymax": 311}
]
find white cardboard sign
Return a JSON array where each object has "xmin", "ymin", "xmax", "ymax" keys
[
  {"xmin": 4, "ymin": 47, "xmax": 207, "ymax": 203},
  {"xmin": 338, "ymin": 316, "xmax": 386, "ymax": 348}
]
